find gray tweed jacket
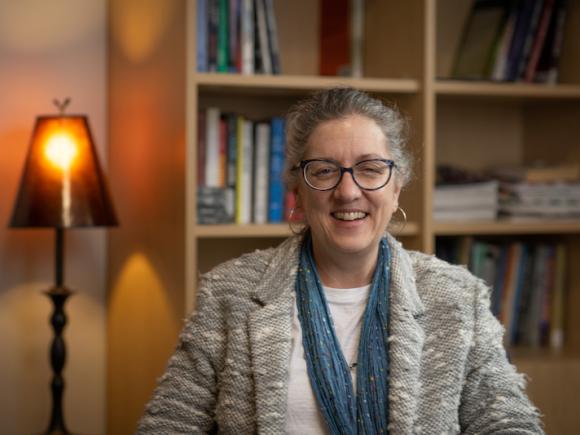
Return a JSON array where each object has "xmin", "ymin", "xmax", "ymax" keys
[{"xmin": 138, "ymin": 235, "xmax": 543, "ymax": 434}]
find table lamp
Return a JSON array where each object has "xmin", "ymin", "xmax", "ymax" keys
[{"xmin": 9, "ymin": 99, "xmax": 118, "ymax": 434}]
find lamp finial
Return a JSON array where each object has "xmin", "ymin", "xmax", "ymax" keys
[{"xmin": 53, "ymin": 98, "xmax": 71, "ymax": 115}]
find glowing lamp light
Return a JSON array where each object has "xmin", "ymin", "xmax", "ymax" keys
[{"xmin": 44, "ymin": 132, "xmax": 79, "ymax": 171}]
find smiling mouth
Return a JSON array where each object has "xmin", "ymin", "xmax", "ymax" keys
[{"xmin": 331, "ymin": 211, "xmax": 368, "ymax": 221}]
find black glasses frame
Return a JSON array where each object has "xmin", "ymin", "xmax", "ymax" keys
[{"xmin": 295, "ymin": 158, "xmax": 396, "ymax": 191}]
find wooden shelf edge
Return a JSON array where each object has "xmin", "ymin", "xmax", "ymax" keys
[
  {"xmin": 433, "ymin": 219, "xmax": 580, "ymax": 236},
  {"xmin": 194, "ymin": 73, "xmax": 420, "ymax": 94},
  {"xmin": 195, "ymin": 222, "xmax": 421, "ymax": 238},
  {"xmin": 435, "ymin": 80, "xmax": 580, "ymax": 99}
]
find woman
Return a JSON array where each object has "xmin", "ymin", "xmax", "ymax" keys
[{"xmin": 138, "ymin": 88, "xmax": 543, "ymax": 434}]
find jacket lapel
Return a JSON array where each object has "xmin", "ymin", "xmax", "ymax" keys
[
  {"xmin": 386, "ymin": 235, "xmax": 426, "ymax": 434},
  {"xmin": 247, "ymin": 237, "xmax": 300, "ymax": 434}
]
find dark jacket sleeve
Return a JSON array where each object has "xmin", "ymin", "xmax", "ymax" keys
[
  {"xmin": 459, "ymin": 279, "xmax": 544, "ymax": 434},
  {"xmin": 137, "ymin": 276, "xmax": 225, "ymax": 434}
]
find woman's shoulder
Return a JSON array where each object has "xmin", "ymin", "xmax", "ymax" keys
[
  {"xmin": 198, "ymin": 235, "xmax": 301, "ymax": 299},
  {"xmin": 406, "ymin": 249, "xmax": 488, "ymax": 307}
]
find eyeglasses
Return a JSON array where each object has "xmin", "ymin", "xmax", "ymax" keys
[{"xmin": 295, "ymin": 158, "xmax": 396, "ymax": 191}]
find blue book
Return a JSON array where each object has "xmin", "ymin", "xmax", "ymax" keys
[
  {"xmin": 197, "ymin": 0, "xmax": 208, "ymax": 72},
  {"xmin": 268, "ymin": 117, "xmax": 285, "ymax": 222},
  {"xmin": 509, "ymin": 243, "xmax": 529, "ymax": 344}
]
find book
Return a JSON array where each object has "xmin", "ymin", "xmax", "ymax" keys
[
  {"xmin": 240, "ymin": 119, "xmax": 254, "ymax": 223},
  {"xmin": 515, "ymin": 0, "xmax": 545, "ymax": 80},
  {"xmin": 241, "ymin": 0, "xmax": 255, "ymax": 74},
  {"xmin": 550, "ymin": 243, "xmax": 566, "ymax": 349},
  {"xmin": 219, "ymin": 116, "xmax": 228, "ymax": 186},
  {"xmin": 264, "ymin": 0, "xmax": 281, "ymax": 74},
  {"xmin": 253, "ymin": 122, "xmax": 270, "ymax": 224},
  {"xmin": 255, "ymin": 0, "xmax": 272, "ymax": 74},
  {"xmin": 205, "ymin": 107, "xmax": 221, "ymax": 187},
  {"xmin": 268, "ymin": 117, "xmax": 285, "ymax": 223},
  {"xmin": 452, "ymin": 0, "xmax": 511, "ymax": 80},
  {"xmin": 197, "ymin": 110, "xmax": 207, "ymax": 186},
  {"xmin": 436, "ymin": 0, "xmax": 473, "ymax": 78},
  {"xmin": 350, "ymin": 0, "xmax": 364, "ymax": 78},
  {"xmin": 208, "ymin": 0, "xmax": 219, "ymax": 72},
  {"xmin": 523, "ymin": 0, "xmax": 556, "ymax": 82},
  {"xmin": 197, "ymin": 186, "xmax": 235, "ymax": 224},
  {"xmin": 434, "ymin": 180, "xmax": 499, "ymax": 220},
  {"xmin": 197, "ymin": 0, "xmax": 209, "ymax": 72},
  {"xmin": 534, "ymin": 0, "xmax": 567, "ymax": 83},
  {"xmin": 229, "ymin": 0, "xmax": 241, "ymax": 72},
  {"xmin": 505, "ymin": 0, "xmax": 538, "ymax": 81},
  {"xmin": 217, "ymin": 0, "xmax": 230, "ymax": 72},
  {"xmin": 319, "ymin": 0, "xmax": 350, "ymax": 76},
  {"xmin": 491, "ymin": 2, "xmax": 519, "ymax": 81}
]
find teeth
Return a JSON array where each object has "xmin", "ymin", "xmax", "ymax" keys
[{"xmin": 333, "ymin": 211, "xmax": 367, "ymax": 221}]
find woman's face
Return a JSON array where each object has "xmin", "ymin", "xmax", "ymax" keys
[{"xmin": 297, "ymin": 114, "xmax": 402, "ymax": 261}]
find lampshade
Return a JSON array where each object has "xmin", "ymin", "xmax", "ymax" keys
[{"xmin": 10, "ymin": 115, "xmax": 118, "ymax": 228}]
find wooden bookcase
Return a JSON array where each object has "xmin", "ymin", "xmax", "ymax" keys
[{"xmin": 106, "ymin": 0, "xmax": 580, "ymax": 433}]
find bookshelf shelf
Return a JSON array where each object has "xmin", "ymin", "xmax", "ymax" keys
[
  {"xmin": 433, "ymin": 219, "xmax": 580, "ymax": 236},
  {"xmin": 195, "ymin": 222, "xmax": 421, "ymax": 238},
  {"xmin": 195, "ymin": 73, "xmax": 421, "ymax": 95},
  {"xmin": 435, "ymin": 80, "xmax": 580, "ymax": 100}
]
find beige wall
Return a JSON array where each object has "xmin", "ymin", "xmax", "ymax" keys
[{"xmin": 0, "ymin": 1, "xmax": 107, "ymax": 433}]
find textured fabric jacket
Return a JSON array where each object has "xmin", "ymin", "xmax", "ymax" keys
[{"xmin": 138, "ymin": 235, "xmax": 544, "ymax": 434}]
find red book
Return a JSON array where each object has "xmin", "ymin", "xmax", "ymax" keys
[{"xmin": 319, "ymin": 0, "xmax": 350, "ymax": 76}]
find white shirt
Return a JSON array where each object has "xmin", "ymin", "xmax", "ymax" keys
[{"xmin": 285, "ymin": 284, "xmax": 370, "ymax": 434}]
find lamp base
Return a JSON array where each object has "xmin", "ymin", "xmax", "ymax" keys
[{"xmin": 44, "ymin": 286, "xmax": 75, "ymax": 435}]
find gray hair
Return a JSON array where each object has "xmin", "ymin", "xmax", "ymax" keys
[{"xmin": 284, "ymin": 87, "xmax": 412, "ymax": 191}]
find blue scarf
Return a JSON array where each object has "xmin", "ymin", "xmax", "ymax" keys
[{"xmin": 295, "ymin": 232, "xmax": 391, "ymax": 434}]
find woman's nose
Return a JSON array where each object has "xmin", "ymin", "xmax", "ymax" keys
[{"xmin": 333, "ymin": 170, "xmax": 361, "ymax": 201}]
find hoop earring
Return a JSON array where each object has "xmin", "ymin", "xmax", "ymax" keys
[
  {"xmin": 389, "ymin": 206, "xmax": 407, "ymax": 234},
  {"xmin": 288, "ymin": 207, "xmax": 306, "ymax": 236}
]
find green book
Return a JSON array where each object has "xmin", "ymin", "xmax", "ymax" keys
[{"xmin": 217, "ymin": 0, "xmax": 230, "ymax": 72}]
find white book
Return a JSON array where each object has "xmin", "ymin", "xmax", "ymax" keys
[
  {"xmin": 253, "ymin": 122, "xmax": 270, "ymax": 224},
  {"xmin": 205, "ymin": 107, "xmax": 221, "ymax": 187},
  {"xmin": 434, "ymin": 180, "xmax": 499, "ymax": 210},
  {"xmin": 241, "ymin": 0, "xmax": 255, "ymax": 75},
  {"xmin": 240, "ymin": 120, "xmax": 254, "ymax": 224}
]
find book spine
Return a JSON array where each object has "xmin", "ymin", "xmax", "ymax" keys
[
  {"xmin": 235, "ymin": 116, "xmax": 245, "ymax": 224},
  {"xmin": 350, "ymin": 0, "xmax": 364, "ymax": 78},
  {"xmin": 241, "ymin": 0, "xmax": 255, "ymax": 74},
  {"xmin": 515, "ymin": 0, "xmax": 545, "ymax": 81},
  {"xmin": 242, "ymin": 119, "xmax": 254, "ymax": 223},
  {"xmin": 219, "ymin": 117, "xmax": 228, "ymax": 186},
  {"xmin": 524, "ymin": 0, "xmax": 555, "ymax": 82},
  {"xmin": 208, "ymin": 0, "xmax": 219, "ymax": 72},
  {"xmin": 545, "ymin": 0, "xmax": 567, "ymax": 84},
  {"xmin": 229, "ymin": 0, "xmax": 240, "ymax": 72},
  {"xmin": 268, "ymin": 117, "xmax": 285, "ymax": 223},
  {"xmin": 197, "ymin": 0, "xmax": 209, "ymax": 72},
  {"xmin": 253, "ymin": 122, "xmax": 270, "ymax": 224},
  {"xmin": 226, "ymin": 114, "xmax": 238, "ymax": 188},
  {"xmin": 217, "ymin": 0, "xmax": 230, "ymax": 72},
  {"xmin": 264, "ymin": 0, "xmax": 281, "ymax": 74},
  {"xmin": 197, "ymin": 110, "xmax": 207, "ymax": 187},
  {"xmin": 550, "ymin": 243, "xmax": 566, "ymax": 349},
  {"xmin": 505, "ymin": 0, "xmax": 535, "ymax": 81},
  {"xmin": 255, "ymin": 0, "xmax": 272, "ymax": 74},
  {"xmin": 205, "ymin": 107, "xmax": 221, "ymax": 187}
]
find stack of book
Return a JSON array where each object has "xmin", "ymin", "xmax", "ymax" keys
[
  {"xmin": 197, "ymin": 0, "xmax": 281, "ymax": 74},
  {"xmin": 492, "ymin": 164, "xmax": 580, "ymax": 218},
  {"xmin": 197, "ymin": 108, "xmax": 287, "ymax": 224},
  {"xmin": 436, "ymin": 237, "xmax": 567, "ymax": 348},
  {"xmin": 452, "ymin": 0, "xmax": 568, "ymax": 83},
  {"xmin": 434, "ymin": 180, "xmax": 499, "ymax": 221}
]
